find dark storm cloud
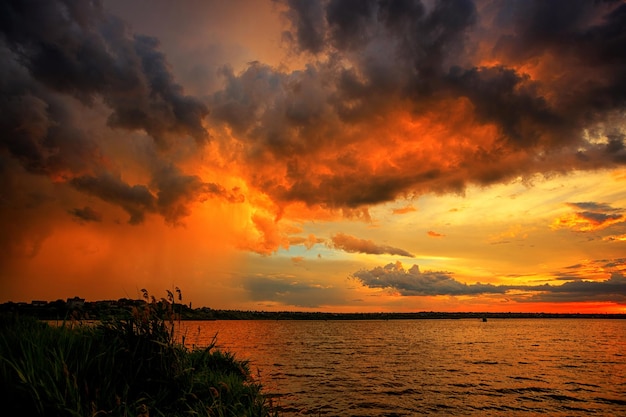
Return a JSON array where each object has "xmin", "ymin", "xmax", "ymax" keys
[
  {"xmin": 68, "ymin": 206, "xmax": 103, "ymax": 223},
  {"xmin": 281, "ymin": 0, "xmax": 326, "ymax": 53},
  {"xmin": 604, "ymin": 134, "xmax": 626, "ymax": 163},
  {"xmin": 3, "ymin": 0, "xmax": 626, "ymax": 230},
  {"xmin": 492, "ymin": 0, "xmax": 626, "ymax": 67},
  {"xmin": 445, "ymin": 65, "xmax": 560, "ymax": 147},
  {"xmin": 352, "ymin": 262, "xmax": 626, "ymax": 303},
  {"xmin": 0, "ymin": 0, "xmax": 208, "ymax": 147},
  {"xmin": 0, "ymin": 0, "xmax": 244, "ymax": 227},
  {"xmin": 331, "ymin": 233, "xmax": 414, "ymax": 257},
  {"xmin": 69, "ymin": 166, "xmax": 245, "ymax": 225},
  {"xmin": 491, "ymin": 0, "xmax": 626, "ymax": 120},
  {"xmin": 325, "ymin": 0, "xmax": 378, "ymax": 51},
  {"xmin": 70, "ymin": 173, "xmax": 156, "ymax": 225},
  {"xmin": 279, "ymin": 169, "xmax": 441, "ymax": 209},
  {"xmin": 152, "ymin": 164, "xmax": 245, "ymax": 225},
  {"xmin": 0, "ymin": 42, "xmax": 102, "ymax": 178},
  {"xmin": 287, "ymin": 0, "xmax": 476, "ymax": 80},
  {"xmin": 205, "ymin": 0, "xmax": 626, "ymax": 211}
]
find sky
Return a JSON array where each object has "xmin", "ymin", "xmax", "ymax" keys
[{"xmin": 1, "ymin": 0, "xmax": 626, "ymax": 313}]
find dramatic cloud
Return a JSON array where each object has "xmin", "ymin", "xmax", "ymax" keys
[
  {"xmin": 0, "ymin": 0, "xmax": 208, "ymax": 147},
  {"xmin": 525, "ymin": 273, "xmax": 626, "ymax": 304},
  {"xmin": 288, "ymin": 234, "xmax": 325, "ymax": 249},
  {"xmin": 280, "ymin": 0, "xmax": 326, "ymax": 54},
  {"xmin": 3, "ymin": 0, "xmax": 626, "ymax": 247},
  {"xmin": 605, "ymin": 234, "xmax": 626, "ymax": 242},
  {"xmin": 68, "ymin": 206, "xmax": 103, "ymax": 223},
  {"xmin": 352, "ymin": 262, "xmax": 503, "ymax": 296},
  {"xmin": 2, "ymin": 0, "xmax": 626, "ymax": 312},
  {"xmin": 151, "ymin": 164, "xmax": 245, "ymax": 225},
  {"xmin": 553, "ymin": 258, "xmax": 626, "ymax": 281},
  {"xmin": 392, "ymin": 205, "xmax": 417, "ymax": 214},
  {"xmin": 552, "ymin": 202, "xmax": 625, "ymax": 232},
  {"xmin": 331, "ymin": 233, "xmax": 414, "ymax": 257},
  {"xmin": 204, "ymin": 0, "xmax": 626, "ymax": 214},
  {"xmin": 352, "ymin": 262, "xmax": 626, "ymax": 303},
  {"xmin": 567, "ymin": 202, "xmax": 622, "ymax": 213},
  {"xmin": 0, "ymin": 0, "xmax": 244, "ymax": 228},
  {"xmin": 70, "ymin": 173, "xmax": 156, "ymax": 225}
]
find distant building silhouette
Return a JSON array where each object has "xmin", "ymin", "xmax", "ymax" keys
[{"xmin": 67, "ymin": 296, "xmax": 85, "ymax": 309}]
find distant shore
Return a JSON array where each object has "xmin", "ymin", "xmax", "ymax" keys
[{"xmin": 1, "ymin": 298, "xmax": 624, "ymax": 321}]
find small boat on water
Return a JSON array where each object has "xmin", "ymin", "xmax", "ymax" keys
[{"xmin": 482, "ymin": 317, "xmax": 487, "ymax": 322}]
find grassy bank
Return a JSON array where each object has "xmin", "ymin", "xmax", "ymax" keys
[{"xmin": 0, "ymin": 293, "xmax": 277, "ymax": 417}]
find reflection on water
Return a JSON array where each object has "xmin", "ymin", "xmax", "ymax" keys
[{"xmin": 176, "ymin": 319, "xmax": 626, "ymax": 416}]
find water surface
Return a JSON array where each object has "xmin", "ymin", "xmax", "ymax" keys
[{"xmin": 178, "ymin": 319, "xmax": 626, "ymax": 416}]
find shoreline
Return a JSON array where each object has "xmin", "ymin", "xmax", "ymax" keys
[{"xmin": 2, "ymin": 298, "xmax": 624, "ymax": 321}]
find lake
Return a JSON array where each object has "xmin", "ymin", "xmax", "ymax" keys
[{"xmin": 176, "ymin": 319, "xmax": 626, "ymax": 416}]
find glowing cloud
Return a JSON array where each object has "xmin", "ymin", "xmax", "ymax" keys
[
  {"xmin": 288, "ymin": 234, "xmax": 326, "ymax": 250},
  {"xmin": 352, "ymin": 262, "xmax": 504, "ymax": 296},
  {"xmin": 352, "ymin": 262, "xmax": 626, "ymax": 303},
  {"xmin": 331, "ymin": 233, "xmax": 414, "ymax": 257},
  {"xmin": 552, "ymin": 202, "xmax": 625, "ymax": 232},
  {"xmin": 392, "ymin": 205, "xmax": 417, "ymax": 214}
]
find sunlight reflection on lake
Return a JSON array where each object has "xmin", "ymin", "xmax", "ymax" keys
[{"xmin": 176, "ymin": 319, "xmax": 626, "ymax": 416}]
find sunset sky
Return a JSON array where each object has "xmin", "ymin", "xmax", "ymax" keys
[{"xmin": 1, "ymin": 0, "xmax": 626, "ymax": 313}]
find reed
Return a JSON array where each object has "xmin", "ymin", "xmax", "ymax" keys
[{"xmin": 0, "ymin": 291, "xmax": 277, "ymax": 417}]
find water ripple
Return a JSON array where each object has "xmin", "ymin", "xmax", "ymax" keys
[{"xmin": 177, "ymin": 319, "xmax": 626, "ymax": 416}]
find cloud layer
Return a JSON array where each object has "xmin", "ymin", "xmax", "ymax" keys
[
  {"xmin": 552, "ymin": 202, "xmax": 625, "ymax": 232},
  {"xmin": 330, "ymin": 233, "xmax": 414, "ymax": 257},
  {"xmin": 205, "ymin": 0, "xmax": 626, "ymax": 214},
  {"xmin": 352, "ymin": 262, "xmax": 504, "ymax": 296},
  {"xmin": 2, "ymin": 0, "xmax": 626, "ymax": 236},
  {"xmin": 352, "ymin": 262, "xmax": 626, "ymax": 304},
  {"xmin": 0, "ymin": 0, "xmax": 238, "ymax": 228}
]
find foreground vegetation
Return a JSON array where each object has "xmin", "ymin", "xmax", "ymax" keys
[{"xmin": 0, "ymin": 290, "xmax": 277, "ymax": 417}]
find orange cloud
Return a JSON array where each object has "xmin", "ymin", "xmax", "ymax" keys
[
  {"xmin": 427, "ymin": 231, "xmax": 445, "ymax": 238},
  {"xmin": 289, "ymin": 234, "xmax": 325, "ymax": 250},
  {"xmin": 4, "ymin": 0, "xmax": 626, "ymax": 245},
  {"xmin": 488, "ymin": 224, "xmax": 530, "ymax": 244},
  {"xmin": 392, "ymin": 205, "xmax": 417, "ymax": 214},
  {"xmin": 604, "ymin": 235, "xmax": 626, "ymax": 242},
  {"xmin": 352, "ymin": 262, "xmax": 626, "ymax": 304},
  {"xmin": 551, "ymin": 202, "xmax": 625, "ymax": 232},
  {"xmin": 330, "ymin": 233, "xmax": 414, "ymax": 257}
]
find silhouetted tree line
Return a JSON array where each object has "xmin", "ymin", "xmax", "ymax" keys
[{"xmin": 0, "ymin": 299, "xmax": 624, "ymax": 321}]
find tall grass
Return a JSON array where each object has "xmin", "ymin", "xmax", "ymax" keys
[{"xmin": 0, "ymin": 290, "xmax": 277, "ymax": 416}]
